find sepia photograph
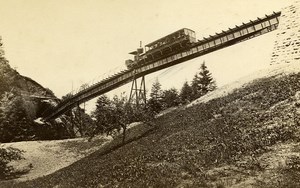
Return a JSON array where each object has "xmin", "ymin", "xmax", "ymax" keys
[{"xmin": 0, "ymin": 0, "xmax": 300, "ymax": 187}]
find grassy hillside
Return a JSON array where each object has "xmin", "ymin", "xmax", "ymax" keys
[{"xmin": 3, "ymin": 68, "xmax": 300, "ymax": 187}]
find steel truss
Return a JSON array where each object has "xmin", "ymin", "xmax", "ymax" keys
[{"xmin": 129, "ymin": 75, "xmax": 146, "ymax": 107}]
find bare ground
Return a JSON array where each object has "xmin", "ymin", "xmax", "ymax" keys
[{"xmin": 1, "ymin": 135, "xmax": 112, "ymax": 182}]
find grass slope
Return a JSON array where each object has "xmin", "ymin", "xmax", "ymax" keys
[{"xmin": 3, "ymin": 72, "xmax": 300, "ymax": 188}]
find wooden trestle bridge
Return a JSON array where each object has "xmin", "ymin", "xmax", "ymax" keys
[{"xmin": 43, "ymin": 11, "xmax": 281, "ymax": 121}]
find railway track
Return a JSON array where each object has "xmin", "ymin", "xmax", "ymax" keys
[{"xmin": 43, "ymin": 11, "xmax": 281, "ymax": 121}]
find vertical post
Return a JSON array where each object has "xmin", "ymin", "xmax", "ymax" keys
[
  {"xmin": 139, "ymin": 76, "xmax": 146, "ymax": 105},
  {"xmin": 135, "ymin": 78, "xmax": 139, "ymax": 106},
  {"xmin": 70, "ymin": 108, "xmax": 74, "ymax": 134},
  {"xmin": 128, "ymin": 74, "xmax": 146, "ymax": 108},
  {"xmin": 129, "ymin": 77, "xmax": 135, "ymax": 103},
  {"xmin": 77, "ymin": 102, "xmax": 82, "ymax": 136}
]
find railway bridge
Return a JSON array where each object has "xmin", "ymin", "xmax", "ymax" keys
[{"xmin": 43, "ymin": 11, "xmax": 281, "ymax": 121}]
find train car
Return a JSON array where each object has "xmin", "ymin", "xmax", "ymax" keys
[
  {"xmin": 125, "ymin": 28, "xmax": 196, "ymax": 69},
  {"xmin": 144, "ymin": 28, "xmax": 196, "ymax": 61}
]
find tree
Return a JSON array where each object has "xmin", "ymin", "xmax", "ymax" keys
[
  {"xmin": 91, "ymin": 93, "xmax": 155, "ymax": 143},
  {"xmin": 0, "ymin": 147, "xmax": 24, "ymax": 179},
  {"xmin": 57, "ymin": 93, "xmax": 90, "ymax": 138},
  {"xmin": 0, "ymin": 96, "xmax": 34, "ymax": 142},
  {"xmin": 114, "ymin": 98, "xmax": 133, "ymax": 143},
  {"xmin": 91, "ymin": 95, "xmax": 115, "ymax": 137},
  {"xmin": 79, "ymin": 83, "xmax": 89, "ymax": 92},
  {"xmin": 44, "ymin": 88, "xmax": 55, "ymax": 97},
  {"xmin": 150, "ymin": 79, "xmax": 163, "ymax": 100},
  {"xmin": 110, "ymin": 94, "xmax": 146, "ymax": 143},
  {"xmin": 180, "ymin": 81, "xmax": 193, "ymax": 104},
  {"xmin": 148, "ymin": 79, "xmax": 163, "ymax": 114},
  {"xmin": 61, "ymin": 93, "xmax": 73, "ymax": 101},
  {"xmin": 0, "ymin": 73, "xmax": 8, "ymax": 96},
  {"xmin": 0, "ymin": 38, "xmax": 5, "ymax": 60},
  {"xmin": 191, "ymin": 61, "xmax": 216, "ymax": 99},
  {"xmin": 71, "ymin": 107, "xmax": 94, "ymax": 137},
  {"xmin": 161, "ymin": 88, "xmax": 180, "ymax": 108}
]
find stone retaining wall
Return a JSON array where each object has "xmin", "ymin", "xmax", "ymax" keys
[{"xmin": 271, "ymin": 0, "xmax": 300, "ymax": 64}]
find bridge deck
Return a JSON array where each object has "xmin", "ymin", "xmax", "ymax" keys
[{"xmin": 43, "ymin": 11, "xmax": 281, "ymax": 121}]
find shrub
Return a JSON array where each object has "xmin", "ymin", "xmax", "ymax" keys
[{"xmin": 0, "ymin": 147, "xmax": 24, "ymax": 179}]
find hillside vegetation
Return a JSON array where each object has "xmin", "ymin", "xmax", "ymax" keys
[
  {"xmin": 0, "ymin": 58, "xmax": 52, "ymax": 97},
  {"xmin": 2, "ymin": 64, "xmax": 300, "ymax": 187},
  {"xmin": 0, "ymin": 58, "xmax": 60, "ymax": 142},
  {"xmin": 0, "ymin": 57, "xmax": 93, "ymax": 143}
]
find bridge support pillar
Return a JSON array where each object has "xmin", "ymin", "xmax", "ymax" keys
[{"xmin": 129, "ymin": 76, "xmax": 146, "ymax": 107}]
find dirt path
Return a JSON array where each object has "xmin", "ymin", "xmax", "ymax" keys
[{"xmin": 1, "ymin": 135, "xmax": 112, "ymax": 182}]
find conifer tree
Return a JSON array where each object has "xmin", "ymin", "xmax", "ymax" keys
[
  {"xmin": 91, "ymin": 95, "xmax": 114, "ymax": 135},
  {"xmin": 179, "ymin": 81, "xmax": 193, "ymax": 104},
  {"xmin": 148, "ymin": 79, "xmax": 163, "ymax": 114},
  {"xmin": 191, "ymin": 61, "xmax": 216, "ymax": 99},
  {"xmin": 150, "ymin": 79, "xmax": 163, "ymax": 100}
]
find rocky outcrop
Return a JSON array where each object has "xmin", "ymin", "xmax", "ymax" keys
[{"xmin": 0, "ymin": 58, "xmax": 57, "ymax": 118}]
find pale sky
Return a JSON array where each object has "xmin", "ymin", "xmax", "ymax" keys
[{"xmin": 0, "ymin": 0, "xmax": 292, "ymax": 111}]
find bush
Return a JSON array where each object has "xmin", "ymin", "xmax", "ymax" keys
[{"xmin": 0, "ymin": 147, "xmax": 24, "ymax": 179}]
